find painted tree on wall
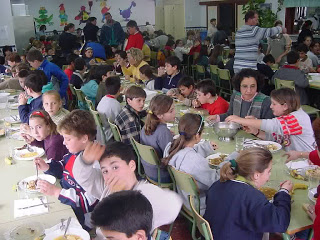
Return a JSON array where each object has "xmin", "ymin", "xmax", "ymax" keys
[
  {"xmin": 34, "ymin": 7, "xmax": 54, "ymax": 28},
  {"xmin": 59, "ymin": 4, "xmax": 68, "ymax": 26}
]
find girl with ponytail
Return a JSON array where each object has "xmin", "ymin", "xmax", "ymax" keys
[
  {"xmin": 163, "ymin": 113, "xmax": 219, "ymax": 215},
  {"xmin": 140, "ymin": 94, "xmax": 176, "ymax": 183},
  {"xmin": 204, "ymin": 147, "xmax": 293, "ymax": 240}
]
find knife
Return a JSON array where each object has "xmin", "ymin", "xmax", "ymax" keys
[{"xmin": 18, "ymin": 202, "xmax": 55, "ymax": 210}]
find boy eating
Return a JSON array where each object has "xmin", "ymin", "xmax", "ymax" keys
[
  {"xmin": 167, "ymin": 76, "xmax": 196, "ymax": 107},
  {"xmin": 114, "ymin": 85, "xmax": 146, "ymax": 145},
  {"xmin": 192, "ymin": 79, "xmax": 229, "ymax": 115},
  {"xmin": 34, "ymin": 110, "xmax": 99, "ymax": 231},
  {"xmin": 72, "ymin": 141, "xmax": 182, "ymax": 239},
  {"xmin": 91, "ymin": 190, "xmax": 153, "ymax": 240}
]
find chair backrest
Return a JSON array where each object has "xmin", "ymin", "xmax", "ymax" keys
[
  {"xmin": 209, "ymin": 65, "xmax": 219, "ymax": 75},
  {"xmin": 85, "ymin": 96, "xmax": 95, "ymax": 110},
  {"xmin": 73, "ymin": 87, "xmax": 87, "ymax": 109},
  {"xmin": 151, "ymin": 51, "xmax": 158, "ymax": 60},
  {"xmin": 274, "ymin": 78, "xmax": 295, "ymax": 91},
  {"xmin": 218, "ymin": 68, "xmax": 231, "ymax": 80},
  {"xmin": 196, "ymin": 65, "xmax": 205, "ymax": 73},
  {"xmin": 131, "ymin": 138, "xmax": 160, "ymax": 166},
  {"xmin": 108, "ymin": 118, "xmax": 122, "ymax": 142},
  {"xmin": 69, "ymin": 84, "xmax": 76, "ymax": 96},
  {"xmin": 190, "ymin": 195, "xmax": 213, "ymax": 240},
  {"xmin": 89, "ymin": 107, "xmax": 107, "ymax": 145}
]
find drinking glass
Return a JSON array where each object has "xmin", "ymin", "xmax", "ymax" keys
[
  {"xmin": 308, "ymin": 172, "xmax": 320, "ymax": 190},
  {"xmin": 235, "ymin": 137, "xmax": 244, "ymax": 152}
]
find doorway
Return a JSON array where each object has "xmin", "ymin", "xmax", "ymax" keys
[{"xmin": 218, "ymin": 3, "xmax": 235, "ymax": 36}]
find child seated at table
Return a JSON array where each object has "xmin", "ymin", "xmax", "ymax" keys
[
  {"xmin": 42, "ymin": 90, "xmax": 69, "ymax": 125},
  {"xmin": 154, "ymin": 56, "xmax": 184, "ymax": 92},
  {"xmin": 113, "ymin": 50, "xmax": 129, "ymax": 75},
  {"xmin": 18, "ymin": 72, "xmax": 44, "ymax": 123},
  {"xmin": 72, "ymin": 141, "xmax": 182, "ymax": 239},
  {"xmin": 140, "ymin": 95, "xmax": 175, "ymax": 183},
  {"xmin": 34, "ymin": 109, "xmax": 99, "ymax": 231},
  {"xmin": 21, "ymin": 110, "xmax": 68, "ymax": 162},
  {"xmin": 64, "ymin": 53, "xmax": 78, "ymax": 81},
  {"xmin": 115, "ymin": 86, "xmax": 147, "ymax": 145},
  {"xmin": 167, "ymin": 76, "xmax": 196, "ymax": 107},
  {"xmin": 97, "ymin": 76, "xmax": 122, "ymax": 142},
  {"xmin": 192, "ymin": 79, "xmax": 229, "ymax": 115},
  {"xmin": 226, "ymin": 88, "xmax": 316, "ymax": 152},
  {"xmin": 95, "ymin": 65, "xmax": 116, "ymax": 105},
  {"xmin": 297, "ymin": 43, "xmax": 314, "ymax": 73},
  {"xmin": 70, "ymin": 57, "xmax": 87, "ymax": 89},
  {"xmin": 204, "ymin": 148, "xmax": 292, "ymax": 240},
  {"xmin": 163, "ymin": 113, "xmax": 219, "ymax": 215},
  {"xmin": 139, "ymin": 65, "xmax": 156, "ymax": 90},
  {"xmin": 91, "ymin": 190, "xmax": 153, "ymax": 240},
  {"xmin": 81, "ymin": 66, "xmax": 100, "ymax": 107}
]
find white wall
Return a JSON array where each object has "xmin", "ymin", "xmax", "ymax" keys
[
  {"xmin": 25, "ymin": 0, "xmax": 155, "ymax": 31},
  {"xmin": 184, "ymin": 0, "xmax": 206, "ymax": 28},
  {"xmin": 0, "ymin": 0, "xmax": 16, "ymax": 46}
]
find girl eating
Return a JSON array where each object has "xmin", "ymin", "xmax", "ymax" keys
[
  {"xmin": 21, "ymin": 110, "xmax": 68, "ymax": 162},
  {"xmin": 140, "ymin": 95, "xmax": 175, "ymax": 183},
  {"xmin": 204, "ymin": 148, "xmax": 292, "ymax": 240},
  {"xmin": 163, "ymin": 113, "xmax": 219, "ymax": 214},
  {"xmin": 226, "ymin": 88, "xmax": 315, "ymax": 152}
]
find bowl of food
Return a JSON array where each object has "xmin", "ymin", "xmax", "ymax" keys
[
  {"xmin": 44, "ymin": 227, "xmax": 90, "ymax": 240},
  {"xmin": 212, "ymin": 122, "xmax": 240, "ymax": 142},
  {"xmin": 207, "ymin": 153, "xmax": 228, "ymax": 169},
  {"xmin": 9, "ymin": 222, "xmax": 44, "ymax": 240}
]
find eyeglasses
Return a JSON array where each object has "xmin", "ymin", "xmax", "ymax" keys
[
  {"xmin": 240, "ymin": 84, "xmax": 256, "ymax": 90},
  {"xmin": 196, "ymin": 114, "xmax": 204, "ymax": 134}
]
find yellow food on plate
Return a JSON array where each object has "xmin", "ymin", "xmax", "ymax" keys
[
  {"xmin": 290, "ymin": 169, "xmax": 306, "ymax": 180},
  {"xmin": 20, "ymin": 152, "xmax": 38, "ymax": 158},
  {"xmin": 5, "ymin": 156, "xmax": 13, "ymax": 165},
  {"xmin": 54, "ymin": 234, "xmax": 82, "ymax": 240},
  {"xmin": 259, "ymin": 187, "xmax": 277, "ymax": 200},
  {"xmin": 209, "ymin": 154, "xmax": 228, "ymax": 165},
  {"xmin": 27, "ymin": 180, "xmax": 37, "ymax": 190},
  {"xmin": 306, "ymin": 168, "xmax": 320, "ymax": 178},
  {"xmin": 266, "ymin": 144, "xmax": 278, "ymax": 151},
  {"xmin": 293, "ymin": 183, "xmax": 308, "ymax": 190}
]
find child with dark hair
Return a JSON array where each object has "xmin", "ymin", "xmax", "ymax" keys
[
  {"xmin": 174, "ymin": 39, "xmax": 189, "ymax": 62},
  {"xmin": 95, "ymin": 65, "xmax": 116, "ymax": 104},
  {"xmin": 193, "ymin": 79, "xmax": 229, "ymax": 115},
  {"xmin": 209, "ymin": 44, "xmax": 224, "ymax": 68},
  {"xmin": 257, "ymin": 54, "xmax": 276, "ymax": 95},
  {"xmin": 167, "ymin": 76, "xmax": 197, "ymax": 107},
  {"xmin": 72, "ymin": 141, "xmax": 182, "ymax": 239},
  {"xmin": 114, "ymin": 50, "xmax": 129, "ymax": 74},
  {"xmin": 34, "ymin": 109, "xmax": 99, "ymax": 231},
  {"xmin": 125, "ymin": 20, "xmax": 144, "ymax": 51},
  {"xmin": 18, "ymin": 73, "xmax": 44, "ymax": 123},
  {"xmin": 64, "ymin": 53, "xmax": 79, "ymax": 80},
  {"xmin": 70, "ymin": 57, "xmax": 87, "ymax": 89},
  {"xmin": 297, "ymin": 43, "xmax": 314, "ymax": 73},
  {"xmin": 272, "ymin": 50, "xmax": 309, "ymax": 104},
  {"xmin": 140, "ymin": 95, "xmax": 175, "ymax": 182},
  {"xmin": 139, "ymin": 64, "xmax": 156, "ymax": 90},
  {"xmin": 163, "ymin": 113, "xmax": 219, "ymax": 214},
  {"xmin": 227, "ymin": 88, "xmax": 316, "ymax": 152},
  {"xmin": 155, "ymin": 56, "xmax": 184, "ymax": 91},
  {"xmin": 97, "ymin": 76, "xmax": 122, "ymax": 142},
  {"xmin": 257, "ymin": 43, "xmax": 265, "ymax": 64},
  {"xmin": 196, "ymin": 45, "xmax": 209, "ymax": 72},
  {"xmin": 92, "ymin": 190, "xmax": 153, "ymax": 240},
  {"xmin": 115, "ymin": 86, "xmax": 147, "ymax": 145},
  {"xmin": 80, "ymin": 65, "xmax": 101, "ymax": 107}
]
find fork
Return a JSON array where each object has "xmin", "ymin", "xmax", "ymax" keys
[
  {"xmin": 60, "ymin": 218, "xmax": 66, "ymax": 230},
  {"xmin": 27, "ymin": 144, "xmax": 34, "ymax": 152}
]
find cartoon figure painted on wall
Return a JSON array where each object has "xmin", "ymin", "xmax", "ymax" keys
[
  {"xmin": 100, "ymin": 0, "xmax": 111, "ymax": 23},
  {"xmin": 119, "ymin": 1, "xmax": 136, "ymax": 21},
  {"xmin": 74, "ymin": 1, "xmax": 93, "ymax": 25},
  {"xmin": 34, "ymin": 7, "xmax": 54, "ymax": 28},
  {"xmin": 59, "ymin": 4, "xmax": 68, "ymax": 26}
]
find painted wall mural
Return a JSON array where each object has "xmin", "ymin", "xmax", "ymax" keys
[{"xmin": 25, "ymin": 0, "xmax": 155, "ymax": 32}]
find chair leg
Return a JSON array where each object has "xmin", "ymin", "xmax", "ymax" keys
[
  {"xmin": 282, "ymin": 233, "xmax": 290, "ymax": 240},
  {"xmin": 308, "ymin": 229, "xmax": 314, "ymax": 240}
]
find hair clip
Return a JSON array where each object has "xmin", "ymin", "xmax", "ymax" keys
[
  {"xmin": 179, "ymin": 132, "xmax": 186, "ymax": 136},
  {"xmin": 147, "ymin": 110, "xmax": 153, "ymax": 115},
  {"xmin": 229, "ymin": 159, "xmax": 237, "ymax": 171},
  {"xmin": 31, "ymin": 111, "xmax": 46, "ymax": 118}
]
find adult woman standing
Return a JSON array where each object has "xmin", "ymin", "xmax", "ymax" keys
[
  {"xmin": 59, "ymin": 23, "xmax": 79, "ymax": 56},
  {"xmin": 207, "ymin": 68, "xmax": 274, "ymax": 122}
]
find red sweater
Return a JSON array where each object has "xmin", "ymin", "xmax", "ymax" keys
[
  {"xmin": 201, "ymin": 96, "xmax": 229, "ymax": 115},
  {"xmin": 189, "ymin": 45, "xmax": 201, "ymax": 56},
  {"xmin": 64, "ymin": 68, "xmax": 73, "ymax": 81},
  {"xmin": 125, "ymin": 32, "xmax": 144, "ymax": 51}
]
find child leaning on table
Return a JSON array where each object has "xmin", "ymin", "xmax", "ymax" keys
[
  {"xmin": 140, "ymin": 95, "xmax": 175, "ymax": 183},
  {"xmin": 166, "ymin": 76, "xmax": 197, "ymax": 107},
  {"xmin": 91, "ymin": 190, "xmax": 153, "ymax": 240},
  {"xmin": 226, "ymin": 88, "xmax": 316, "ymax": 152},
  {"xmin": 18, "ymin": 72, "xmax": 44, "ymax": 123},
  {"xmin": 114, "ymin": 85, "xmax": 147, "ymax": 145},
  {"xmin": 72, "ymin": 141, "xmax": 183, "ymax": 240},
  {"xmin": 192, "ymin": 79, "xmax": 229, "ymax": 115},
  {"xmin": 20, "ymin": 110, "xmax": 68, "ymax": 162},
  {"xmin": 203, "ymin": 148, "xmax": 293, "ymax": 240},
  {"xmin": 162, "ymin": 113, "xmax": 219, "ymax": 215},
  {"xmin": 34, "ymin": 110, "xmax": 99, "ymax": 231}
]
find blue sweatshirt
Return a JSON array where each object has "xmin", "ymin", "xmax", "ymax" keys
[
  {"xmin": 204, "ymin": 180, "xmax": 291, "ymax": 240},
  {"xmin": 45, "ymin": 152, "xmax": 99, "ymax": 230},
  {"xmin": 154, "ymin": 71, "xmax": 183, "ymax": 90},
  {"xmin": 18, "ymin": 95, "xmax": 43, "ymax": 123}
]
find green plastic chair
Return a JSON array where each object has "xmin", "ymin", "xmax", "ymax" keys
[
  {"xmin": 196, "ymin": 65, "xmax": 206, "ymax": 80},
  {"xmin": 85, "ymin": 96, "xmax": 95, "ymax": 111},
  {"xmin": 88, "ymin": 106, "xmax": 107, "ymax": 145},
  {"xmin": 62, "ymin": 65, "xmax": 68, "ymax": 71},
  {"xmin": 131, "ymin": 138, "xmax": 173, "ymax": 189},
  {"xmin": 274, "ymin": 78, "xmax": 320, "ymax": 117},
  {"xmin": 151, "ymin": 51, "xmax": 158, "ymax": 67},
  {"xmin": 218, "ymin": 68, "xmax": 232, "ymax": 100},
  {"xmin": 189, "ymin": 195, "xmax": 214, "ymax": 240},
  {"xmin": 130, "ymin": 138, "xmax": 145, "ymax": 179},
  {"xmin": 223, "ymin": 49, "xmax": 230, "ymax": 59},
  {"xmin": 68, "ymin": 84, "xmax": 77, "ymax": 110},
  {"xmin": 209, "ymin": 65, "xmax": 219, "ymax": 87},
  {"xmin": 108, "ymin": 118, "xmax": 122, "ymax": 142},
  {"xmin": 73, "ymin": 86, "xmax": 87, "ymax": 110},
  {"xmin": 169, "ymin": 166, "xmax": 200, "ymax": 240}
]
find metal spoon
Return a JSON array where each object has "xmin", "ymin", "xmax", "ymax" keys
[{"xmin": 63, "ymin": 217, "xmax": 72, "ymax": 239}]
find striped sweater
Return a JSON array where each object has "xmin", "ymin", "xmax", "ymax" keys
[{"xmin": 234, "ymin": 25, "xmax": 282, "ymax": 71}]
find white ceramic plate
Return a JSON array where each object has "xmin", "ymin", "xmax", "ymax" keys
[
  {"xmin": 244, "ymin": 140, "xmax": 282, "ymax": 153},
  {"xmin": 8, "ymin": 103, "xmax": 19, "ymax": 109},
  {"xmin": 3, "ymin": 115, "xmax": 21, "ymax": 123},
  {"xmin": 206, "ymin": 153, "xmax": 229, "ymax": 168},
  {"xmin": 44, "ymin": 227, "xmax": 90, "ymax": 240},
  {"xmin": 308, "ymin": 188, "xmax": 317, "ymax": 203},
  {"xmin": 13, "ymin": 146, "xmax": 45, "ymax": 161},
  {"xmin": 18, "ymin": 174, "xmax": 56, "ymax": 193}
]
